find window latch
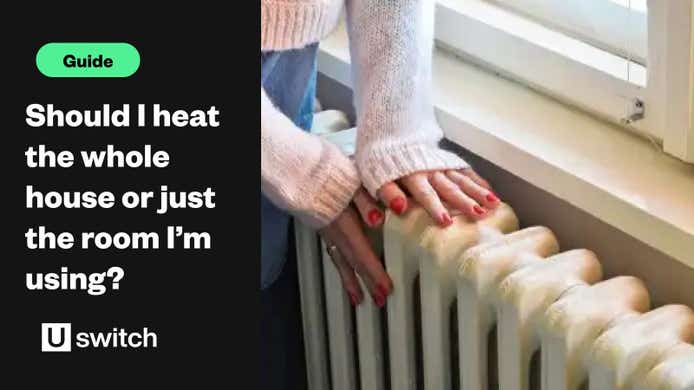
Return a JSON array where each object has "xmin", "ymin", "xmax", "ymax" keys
[{"xmin": 621, "ymin": 98, "xmax": 645, "ymax": 125}]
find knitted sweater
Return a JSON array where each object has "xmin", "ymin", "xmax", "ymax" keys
[{"xmin": 261, "ymin": 0, "xmax": 469, "ymax": 228}]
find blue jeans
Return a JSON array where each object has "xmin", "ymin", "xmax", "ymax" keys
[
  {"xmin": 261, "ymin": 43, "xmax": 318, "ymax": 390},
  {"xmin": 261, "ymin": 43, "xmax": 318, "ymax": 290}
]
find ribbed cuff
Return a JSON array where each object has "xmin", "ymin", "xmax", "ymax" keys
[
  {"xmin": 261, "ymin": 1, "xmax": 337, "ymax": 51},
  {"xmin": 357, "ymin": 143, "xmax": 470, "ymax": 198},
  {"xmin": 300, "ymin": 140, "xmax": 361, "ymax": 228}
]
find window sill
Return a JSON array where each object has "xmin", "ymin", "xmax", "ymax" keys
[{"xmin": 317, "ymin": 24, "xmax": 694, "ymax": 269}]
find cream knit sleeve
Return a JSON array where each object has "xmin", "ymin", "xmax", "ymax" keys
[
  {"xmin": 261, "ymin": 87, "xmax": 361, "ymax": 228},
  {"xmin": 345, "ymin": 0, "xmax": 469, "ymax": 197}
]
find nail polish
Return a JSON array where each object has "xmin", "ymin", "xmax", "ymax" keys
[
  {"xmin": 374, "ymin": 293, "xmax": 385, "ymax": 308},
  {"xmin": 349, "ymin": 293, "xmax": 359, "ymax": 306},
  {"xmin": 441, "ymin": 212, "xmax": 453, "ymax": 226},
  {"xmin": 368, "ymin": 209, "xmax": 383, "ymax": 226},
  {"xmin": 486, "ymin": 193, "xmax": 499, "ymax": 203},
  {"xmin": 390, "ymin": 197, "xmax": 406, "ymax": 215},
  {"xmin": 377, "ymin": 283, "xmax": 390, "ymax": 297},
  {"xmin": 473, "ymin": 205, "xmax": 485, "ymax": 215}
]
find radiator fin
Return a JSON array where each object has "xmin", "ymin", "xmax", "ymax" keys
[{"xmin": 295, "ymin": 202, "xmax": 694, "ymax": 390}]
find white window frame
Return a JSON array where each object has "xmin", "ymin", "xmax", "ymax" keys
[{"xmin": 435, "ymin": 0, "xmax": 694, "ymax": 163}]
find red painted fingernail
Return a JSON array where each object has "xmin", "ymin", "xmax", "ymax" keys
[
  {"xmin": 377, "ymin": 283, "xmax": 390, "ymax": 297},
  {"xmin": 440, "ymin": 212, "xmax": 453, "ymax": 226},
  {"xmin": 473, "ymin": 205, "xmax": 485, "ymax": 215},
  {"xmin": 349, "ymin": 293, "xmax": 359, "ymax": 306},
  {"xmin": 485, "ymin": 193, "xmax": 499, "ymax": 203},
  {"xmin": 373, "ymin": 293, "xmax": 386, "ymax": 308},
  {"xmin": 390, "ymin": 197, "xmax": 407, "ymax": 215},
  {"xmin": 368, "ymin": 209, "xmax": 384, "ymax": 226}
]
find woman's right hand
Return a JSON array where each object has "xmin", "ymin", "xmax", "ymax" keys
[
  {"xmin": 378, "ymin": 167, "xmax": 499, "ymax": 226},
  {"xmin": 319, "ymin": 188, "xmax": 392, "ymax": 307}
]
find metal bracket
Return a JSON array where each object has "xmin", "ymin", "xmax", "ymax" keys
[{"xmin": 621, "ymin": 98, "xmax": 645, "ymax": 125}]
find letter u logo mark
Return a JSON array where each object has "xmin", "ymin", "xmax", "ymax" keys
[
  {"xmin": 47, "ymin": 327, "xmax": 66, "ymax": 347},
  {"xmin": 41, "ymin": 323, "xmax": 72, "ymax": 352}
]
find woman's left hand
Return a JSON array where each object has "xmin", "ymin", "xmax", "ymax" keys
[
  {"xmin": 378, "ymin": 168, "xmax": 501, "ymax": 226},
  {"xmin": 319, "ymin": 188, "xmax": 392, "ymax": 307}
]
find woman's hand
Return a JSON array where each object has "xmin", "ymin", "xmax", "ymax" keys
[
  {"xmin": 379, "ymin": 168, "xmax": 500, "ymax": 226},
  {"xmin": 319, "ymin": 189, "xmax": 392, "ymax": 307},
  {"xmin": 352, "ymin": 187, "xmax": 385, "ymax": 228}
]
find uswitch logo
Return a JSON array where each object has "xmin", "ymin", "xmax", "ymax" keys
[{"xmin": 41, "ymin": 323, "xmax": 158, "ymax": 352}]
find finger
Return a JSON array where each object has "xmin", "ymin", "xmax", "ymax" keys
[
  {"xmin": 378, "ymin": 182, "xmax": 408, "ymax": 215},
  {"xmin": 321, "ymin": 226, "xmax": 370, "ymax": 305},
  {"xmin": 340, "ymin": 235, "xmax": 392, "ymax": 307},
  {"xmin": 459, "ymin": 168, "xmax": 493, "ymax": 191},
  {"xmin": 446, "ymin": 170, "xmax": 500, "ymax": 209},
  {"xmin": 400, "ymin": 173, "xmax": 452, "ymax": 226},
  {"xmin": 326, "ymin": 244, "xmax": 364, "ymax": 306},
  {"xmin": 353, "ymin": 188, "xmax": 385, "ymax": 228},
  {"xmin": 430, "ymin": 171, "xmax": 487, "ymax": 220},
  {"xmin": 335, "ymin": 209, "xmax": 393, "ymax": 307}
]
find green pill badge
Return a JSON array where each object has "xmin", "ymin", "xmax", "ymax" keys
[{"xmin": 36, "ymin": 43, "xmax": 140, "ymax": 78}]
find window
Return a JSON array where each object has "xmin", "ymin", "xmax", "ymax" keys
[{"xmin": 434, "ymin": 0, "xmax": 694, "ymax": 163}]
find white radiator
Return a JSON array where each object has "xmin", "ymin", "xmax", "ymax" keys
[{"xmin": 295, "ymin": 113, "xmax": 694, "ymax": 390}]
